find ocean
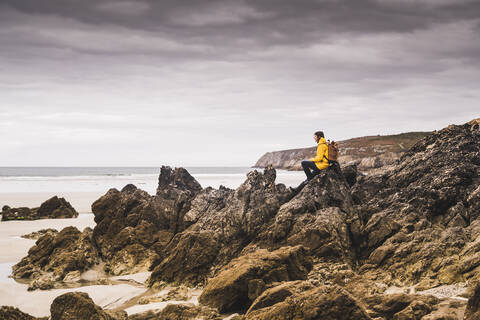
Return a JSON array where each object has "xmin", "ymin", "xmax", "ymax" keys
[{"xmin": 0, "ymin": 167, "xmax": 305, "ymax": 213}]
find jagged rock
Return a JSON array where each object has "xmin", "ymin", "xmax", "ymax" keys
[
  {"xmin": 11, "ymin": 166, "xmax": 205, "ymax": 288},
  {"xmin": 91, "ymin": 166, "xmax": 203, "ymax": 276},
  {"xmin": 92, "ymin": 186, "xmax": 159, "ymax": 275},
  {"xmin": 155, "ymin": 166, "xmax": 203, "ymax": 233},
  {"xmin": 189, "ymin": 166, "xmax": 291, "ymax": 241},
  {"xmin": 128, "ymin": 303, "xmax": 221, "ymax": 320},
  {"xmin": 50, "ymin": 292, "xmax": 127, "ymax": 320},
  {"xmin": 21, "ymin": 228, "xmax": 58, "ymax": 240},
  {"xmin": 276, "ymin": 166, "xmax": 353, "ymax": 216},
  {"xmin": 1, "ymin": 196, "xmax": 78, "ymax": 221},
  {"xmin": 199, "ymin": 245, "xmax": 312, "ymax": 313},
  {"xmin": 244, "ymin": 282, "xmax": 371, "ymax": 320},
  {"xmin": 343, "ymin": 164, "xmax": 360, "ymax": 187},
  {"xmin": 149, "ymin": 166, "xmax": 292, "ymax": 286},
  {"xmin": 351, "ymin": 120, "xmax": 480, "ymax": 286},
  {"xmin": 0, "ymin": 306, "xmax": 45, "ymax": 320},
  {"xmin": 12, "ymin": 227, "xmax": 100, "ymax": 288},
  {"xmin": 149, "ymin": 230, "xmax": 221, "ymax": 285},
  {"xmin": 259, "ymin": 167, "xmax": 354, "ymax": 263}
]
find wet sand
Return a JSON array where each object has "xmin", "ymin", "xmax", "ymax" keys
[
  {"xmin": 0, "ymin": 214, "xmax": 95, "ymax": 263},
  {"xmin": 0, "ymin": 215, "xmax": 204, "ymax": 318},
  {"xmin": 0, "ymin": 214, "xmax": 145, "ymax": 318},
  {"xmin": 0, "ymin": 280, "xmax": 147, "ymax": 317}
]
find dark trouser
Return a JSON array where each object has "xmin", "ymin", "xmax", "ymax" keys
[{"xmin": 302, "ymin": 160, "xmax": 321, "ymax": 180}]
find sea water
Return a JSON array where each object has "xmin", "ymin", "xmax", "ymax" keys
[{"xmin": 0, "ymin": 167, "xmax": 305, "ymax": 212}]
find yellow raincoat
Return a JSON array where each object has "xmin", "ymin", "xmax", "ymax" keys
[{"xmin": 311, "ymin": 137, "xmax": 329, "ymax": 170}]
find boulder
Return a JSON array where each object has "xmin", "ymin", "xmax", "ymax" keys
[
  {"xmin": 36, "ymin": 196, "xmax": 78, "ymax": 219},
  {"xmin": 12, "ymin": 227, "xmax": 100, "ymax": 288},
  {"xmin": 199, "ymin": 245, "xmax": 312, "ymax": 313},
  {"xmin": 1, "ymin": 196, "xmax": 78, "ymax": 221},
  {"xmin": 50, "ymin": 292, "xmax": 127, "ymax": 320},
  {"xmin": 244, "ymin": 283, "xmax": 371, "ymax": 320},
  {"xmin": 0, "ymin": 306, "xmax": 45, "ymax": 320}
]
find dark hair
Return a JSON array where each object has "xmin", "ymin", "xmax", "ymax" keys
[{"xmin": 314, "ymin": 131, "xmax": 324, "ymax": 139}]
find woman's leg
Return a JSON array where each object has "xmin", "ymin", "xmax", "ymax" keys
[{"xmin": 302, "ymin": 160, "xmax": 318, "ymax": 180}]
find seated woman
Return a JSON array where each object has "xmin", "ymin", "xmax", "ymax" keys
[{"xmin": 301, "ymin": 131, "xmax": 329, "ymax": 181}]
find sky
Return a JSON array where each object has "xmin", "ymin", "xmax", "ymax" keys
[{"xmin": 0, "ymin": 0, "xmax": 479, "ymax": 167}]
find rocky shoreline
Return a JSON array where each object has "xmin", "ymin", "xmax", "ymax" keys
[
  {"xmin": 1, "ymin": 196, "xmax": 78, "ymax": 221},
  {"xmin": 2, "ymin": 119, "xmax": 480, "ymax": 319}
]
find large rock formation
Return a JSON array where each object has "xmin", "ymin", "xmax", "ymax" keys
[
  {"xmin": 261, "ymin": 166, "xmax": 354, "ymax": 262},
  {"xmin": 352, "ymin": 119, "xmax": 480, "ymax": 287},
  {"xmin": 91, "ymin": 166, "xmax": 203, "ymax": 276},
  {"xmin": 245, "ymin": 281, "xmax": 371, "ymax": 320},
  {"xmin": 199, "ymin": 245, "xmax": 312, "ymax": 313},
  {"xmin": 12, "ymin": 226, "xmax": 100, "ymax": 290},
  {"xmin": 254, "ymin": 131, "xmax": 431, "ymax": 172},
  {"xmin": 148, "ymin": 167, "xmax": 293, "ymax": 286},
  {"xmin": 1, "ymin": 196, "xmax": 78, "ymax": 221},
  {"xmin": 91, "ymin": 185, "xmax": 161, "ymax": 275}
]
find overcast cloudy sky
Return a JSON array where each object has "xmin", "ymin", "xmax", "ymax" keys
[{"xmin": 1, "ymin": 0, "xmax": 479, "ymax": 166}]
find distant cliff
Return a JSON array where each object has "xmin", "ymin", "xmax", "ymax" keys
[{"xmin": 254, "ymin": 132, "xmax": 431, "ymax": 171}]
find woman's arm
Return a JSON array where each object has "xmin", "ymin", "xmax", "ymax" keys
[{"xmin": 311, "ymin": 143, "xmax": 328, "ymax": 162}]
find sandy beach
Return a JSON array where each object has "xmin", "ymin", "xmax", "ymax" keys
[
  {"xmin": 0, "ymin": 215, "xmax": 146, "ymax": 317},
  {"xmin": 0, "ymin": 214, "xmax": 96, "ymax": 263},
  {"xmin": 0, "ymin": 214, "xmax": 204, "ymax": 317}
]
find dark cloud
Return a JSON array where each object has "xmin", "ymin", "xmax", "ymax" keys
[{"xmin": 0, "ymin": 0, "xmax": 479, "ymax": 166}]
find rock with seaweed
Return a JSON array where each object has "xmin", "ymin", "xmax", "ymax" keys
[{"xmin": 1, "ymin": 196, "xmax": 78, "ymax": 221}]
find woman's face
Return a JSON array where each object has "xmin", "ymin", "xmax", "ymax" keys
[{"xmin": 314, "ymin": 135, "xmax": 319, "ymax": 143}]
